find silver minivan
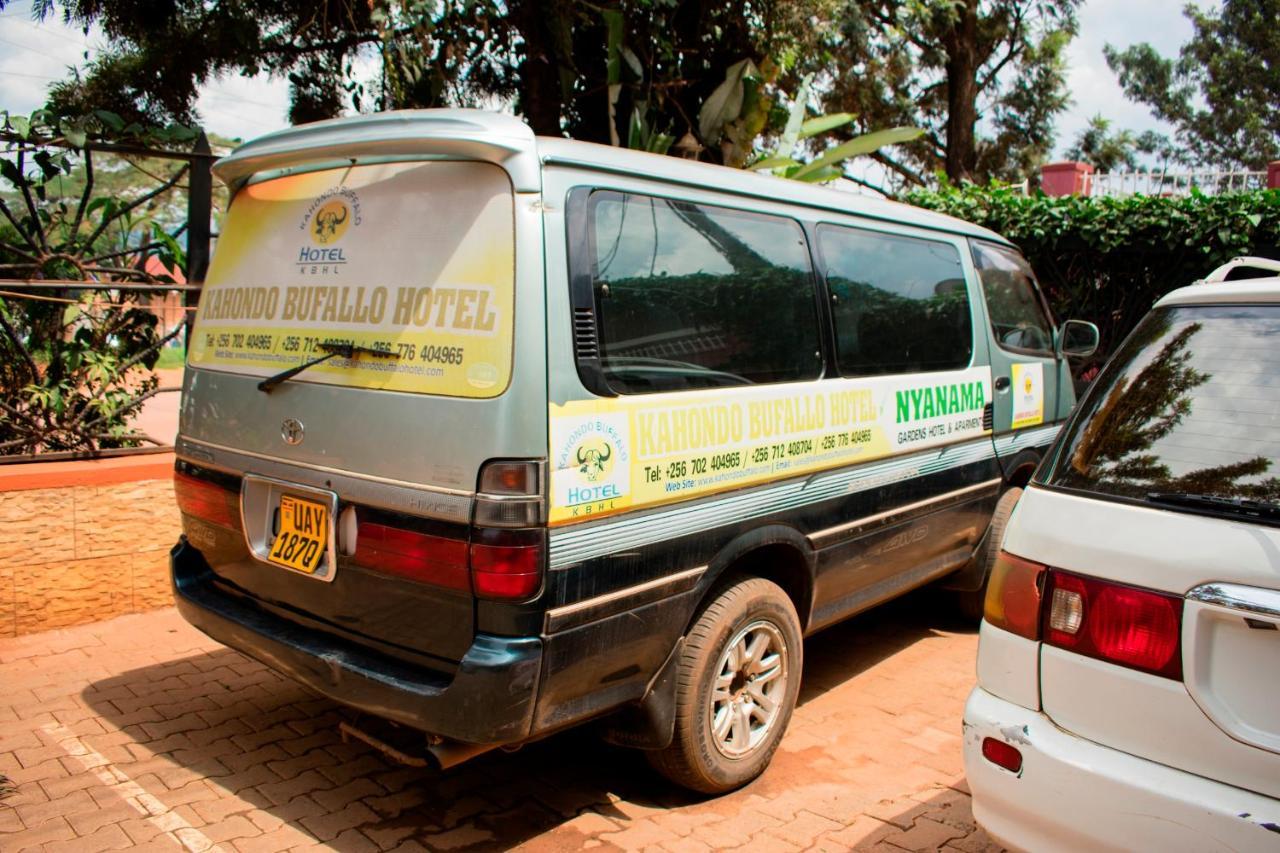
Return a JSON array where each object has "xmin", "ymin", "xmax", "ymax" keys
[{"xmin": 171, "ymin": 109, "xmax": 1096, "ymax": 793}]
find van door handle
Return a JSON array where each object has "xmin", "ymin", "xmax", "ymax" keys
[{"xmin": 994, "ymin": 376, "xmax": 1011, "ymax": 392}]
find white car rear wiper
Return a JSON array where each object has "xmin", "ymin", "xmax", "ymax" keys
[
  {"xmin": 1145, "ymin": 491, "xmax": 1280, "ymax": 524},
  {"xmin": 258, "ymin": 341, "xmax": 400, "ymax": 393}
]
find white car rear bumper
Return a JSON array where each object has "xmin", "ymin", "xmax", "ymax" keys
[{"xmin": 963, "ymin": 686, "xmax": 1280, "ymax": 852}]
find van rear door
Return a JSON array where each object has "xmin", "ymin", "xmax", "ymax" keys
[{"xmin": 177, "ymin": 116, "xmax": 546, "ymax": 666}]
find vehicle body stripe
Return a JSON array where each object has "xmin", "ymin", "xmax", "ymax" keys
[{"xmin": 548, "ymin": 426, "xmax": 1060, "ymax": 570}]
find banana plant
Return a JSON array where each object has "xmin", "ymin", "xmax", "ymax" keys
[{"xmin": 699, "ymin": 67, "xmax": 924, "ymax": 183}]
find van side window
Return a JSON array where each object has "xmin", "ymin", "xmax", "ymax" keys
[
  {"xmin": 585, "ymin": 191, "xmax": 822, "ymax": 394},
  {"xmin": 971, "ymin": 241, "xmax": 1055, "ymax": 356},
  {"xmin": 818, "ymin": 225, "xmax": 971, "ymax": 376}
]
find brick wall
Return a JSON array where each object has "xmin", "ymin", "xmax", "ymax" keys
[{"xmin": 0, "ymin": 454, "xmax": 180, "ymax": 637}]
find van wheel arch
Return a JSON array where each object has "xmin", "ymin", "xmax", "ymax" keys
[
  {"xmin": 694, "ymin": 525, "xmax": 815, "ymax": 634},
  {"xmin": 598, "ymin": 527, "xmax": 814, "ymax": 753},
  {"xmin": 1002, "ymin": 450, "xmax": 1040, "ymax": 490}
]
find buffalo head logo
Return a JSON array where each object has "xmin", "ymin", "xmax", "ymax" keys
[
  {"xmin": 311, "ymin": 200, "xmax": 350, "ymax": 244},
  {"xmin": 576, "ymin": 442, "xmax": 613, "ymax": 482}
]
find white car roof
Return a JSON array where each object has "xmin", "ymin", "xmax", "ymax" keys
[{"xmin": 1156, "ymin": 278, "xmax": 1280, "ymax": 308}]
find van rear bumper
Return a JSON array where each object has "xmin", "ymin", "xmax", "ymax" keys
[{"xmin": 170, "ymin": 538, "xmax": 541, "ymax": 745}]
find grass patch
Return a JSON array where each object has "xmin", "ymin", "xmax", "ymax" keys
[{"xmin": 154, "ymin": 346, "xmax": 187, "ymax": 369}]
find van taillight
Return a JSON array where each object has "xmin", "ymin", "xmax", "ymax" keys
[
  {"xmin": 471, "ymin": 530, "xmax": 543, "ymax": 601},
  {"xmin": 1043, "ymin": 570, "xmax": 1183, "ymax": 680},
  {"xmin": 352, "ymin": 521, "xmax": 470, "ymax": 592},
  {"xmin": 984, "ymin": 551, "xmax": 1045, "ymax": 639},
  {"xmin": 174, "ymin": 472, "xmax": 240, "ymax": 529},
  {"xmin": 349, "ymin": 515, "xmax": 544, "ymax": 600}
]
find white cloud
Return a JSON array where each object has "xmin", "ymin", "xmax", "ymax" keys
[
  {"xmin": 0, "ymin": 0, "xmax": 292, "ymax": 144},
  {"xmin": 1054, "ymin": 0, "xmax": 1215, "ymax": 158},
  {"xmin": 194, "ymin": 73, "xmax": 291, "ymax": 144}
]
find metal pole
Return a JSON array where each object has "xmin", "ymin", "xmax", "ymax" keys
[{"xmin": 184, "ymin": 132, "xmax": 213, "ymax": 346}]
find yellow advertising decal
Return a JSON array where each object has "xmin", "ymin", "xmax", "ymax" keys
[
  {"xmin": 549, "ymin": 367, "xmax": 992, "ymax": 525},
  {"xmin": 1010, "ymin": 362, "xmax": 1045, "ymax": 429},
  {"xmin": 188, "ymin": 160, "xmax": 515, "ymax": 397}
]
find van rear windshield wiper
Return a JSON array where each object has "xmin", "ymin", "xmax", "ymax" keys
[
  {"xmin": 1145, "ymin": 491, "xmax": 1280, "ymax": 524},
  {"xmin": 258, "ymin": 341, "xmax": 400, "ymax": 393}
]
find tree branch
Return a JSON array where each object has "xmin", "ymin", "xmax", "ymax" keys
[
  {"xmin": 70, "ymin": 147, "xmax": 94, "ymax": 242},
  {"xmin": 0, "ymin": 197, "xmax": 40, "ymax": 252},
  {"xmin": 0, "ymin": 299, "xmax": 41, "ymax": 381},
  {"xmin": 84, "ymin": 240, "xmax": 169, "ymax": 265},
  {"xmin": 870, "ymin": 150, "xmax": 927, "ymax": 186},
  {"xmin": 80, "ymin": 163, "xmax": 190, "ymax": 253},
  {"xmin": 15, "ymin": 149, "xmax": 49, "ymax": 252},
  {"xmin": 839, "ymin": 171, "xmax": 892, "ymax": 197}
]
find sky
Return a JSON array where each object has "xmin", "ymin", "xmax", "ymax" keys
[{"xmin": 0, "ymin": 0, "xmax": 1208, "ymax": 159}]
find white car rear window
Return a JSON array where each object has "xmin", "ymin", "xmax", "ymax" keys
[{"xmin": 1046, "ymin": 304, "xmax": 1280, "ymax": 506}]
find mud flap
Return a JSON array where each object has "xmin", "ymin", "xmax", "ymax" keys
[{"xmin": 599, "ymin": 637, "xmax": 684, "ymax": 750}]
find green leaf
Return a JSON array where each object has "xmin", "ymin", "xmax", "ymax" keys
[
  {"xmin": 798, "ymin": 112, "xmax": 855, "ymax": 139},
  {"xmin": 93, "ymin": 110, "xmax": 124, "ymax": 132},
  {"xmin": 698, "ymin": 58, "xmax": 758, "ymax": 146},
  {"xmin": 0, "ymin": 157, "xmax": 24, "ymax": 189},
  {"xmin": 790, "ymin": 126, "xmax": 923, "ymax": 180},
  {"xmin": 791, "ymin": 165, "xmax": 844, "ymax": 183},
  {"xmin": 603, "ymin": 9, "xmax": 624, "ymax": 86},
  {"xmin": 775, "ymin": 73, "xmax": 813, "ymax": 158},
  {"xmin": 9, "ymin": 114, "xmax": 30, "ymax": 138},
  {"xmin": 63, "ymin": 125, "xmax": 87, "ymax": 149},
  {"xmin": 747, "ymin": 155, "xmax": 801, "ymax": 171},
  {"xmin": 621, "ymin": 47, "xmax": 643, "ymax": 80}
]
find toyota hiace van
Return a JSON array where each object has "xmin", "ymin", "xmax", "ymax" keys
[{"xmin": 171, "ymin": 109, "xmax": 1097, "ymax": 793}]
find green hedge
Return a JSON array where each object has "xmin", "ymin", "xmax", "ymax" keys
[{"xmin": 905, "ymin": 186, "xmax": 1280, "ymax": 364}]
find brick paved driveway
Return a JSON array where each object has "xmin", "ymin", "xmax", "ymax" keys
[{"xmin": 0, "ymin": 590, "xmax": 1000, "ymax": 852}]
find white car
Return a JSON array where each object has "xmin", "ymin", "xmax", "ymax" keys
[{"xmin": 964, "ymin": 257, "xmax": 1280, "ymax": 852}]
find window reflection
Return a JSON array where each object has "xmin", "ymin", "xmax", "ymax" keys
[
  {"xmin": 590, "ymin": 193, "xmax": 821, "ymax": 394},
  {"xmin": 1051, "ymin": 306, "xmax": 1280, "ymax": 501},
  {"xmin": 973, "ymin": 242, "xmax": 1055, "ymax": 355},
  {"xmin": 819, "ymin": 225, "xmax": 971, "ymax": 376}
]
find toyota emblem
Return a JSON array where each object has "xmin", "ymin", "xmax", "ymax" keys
[{"xmin": 281, "ymin": 418, "xmax": 305, "ymax": 446}]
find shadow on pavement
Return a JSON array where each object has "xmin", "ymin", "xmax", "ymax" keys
[{"xmin": 79, "ymin": 585, "xmax": 977, "ymax": 850}]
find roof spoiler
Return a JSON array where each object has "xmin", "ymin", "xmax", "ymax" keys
[
  {"xmin": 1198, "ymin": 256, "xmax": 1280, "ymax": 284},
  {"xmin": 212, "ymin": 109, "xmax": 540, "ymax": 194}
]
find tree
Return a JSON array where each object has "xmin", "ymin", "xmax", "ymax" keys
[
  {"xmin": 22, "ymin": 0, "xmax": 516, "ymax": 126},
  {"xmin": 0, "ymin": 108, "xmax": 199, "ymax": 453},
  {"xmin": 1064, "ymin": 115, "xmax": 1138, "ymax": 172},
  {"xmin": 821, "ymin": 0, "xmax": 1079, "ymax": 186},
  {"xmin": 1104, "ymin": 0, "xmax": 1280, "ymax": 169},
  {"xmin": 18, "ymin": 0, "xmax": 828, "ymax": 161}
]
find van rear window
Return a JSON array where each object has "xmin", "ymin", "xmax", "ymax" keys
[
  {"xmin": 1045, "ymin": 304, "xmax": 1280, "ymax": 503},
  {"xmin": 585, "ymin": 191, "xmax": 822, "ymax": 394},
  {"xmin": 189, "ymin": 160, "xmax": 514, "ymax": 397}
]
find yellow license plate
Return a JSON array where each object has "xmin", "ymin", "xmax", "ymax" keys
[{"xmin": 268, "ymin": 495, "xmax": 329, "ymax": 574}]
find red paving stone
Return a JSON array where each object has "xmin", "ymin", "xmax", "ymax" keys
[{"xmin": 0, "ymin": 590, "xmax": 1001, "ymax": 852}]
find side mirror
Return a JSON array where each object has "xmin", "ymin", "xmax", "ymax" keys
[{"xmin": 1056, "ymin": 319, "xmax": 1100, "ymax": 359}]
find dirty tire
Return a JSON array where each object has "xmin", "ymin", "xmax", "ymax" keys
[
  {"xmin": 647, "ymin": 577, "xmax": 802, "ymax": 794},
  {"xmin": 957, "ymin": 486, "xmax": 1024, "ymax": 622}
]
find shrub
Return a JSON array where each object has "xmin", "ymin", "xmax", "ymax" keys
[{"xmin": 905, "ymin": 185, "xmax": 1280, "ymax": 365}]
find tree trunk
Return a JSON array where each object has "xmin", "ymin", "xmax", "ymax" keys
[
  {"xmin": 509, "ymin": 0, "xmax": 565, "ymax": 136},
  {"xmin": 943, "ymin": 0, "xmax": 980, "ymax": 182}
]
